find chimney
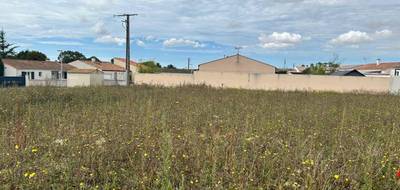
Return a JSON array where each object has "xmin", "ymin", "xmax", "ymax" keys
[{"xmin": 376, "ymin": 59, "xmax": 381, "ymax": 66}]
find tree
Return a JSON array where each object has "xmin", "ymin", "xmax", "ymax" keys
[
  {"xmin": 138, "ymin": 61, "xmax": 161, "ymax": 73},
  {"xmin": 165, "ymin": 64, "xmax": 177, "ymax": 69},
  {"xmin": 87, "ymin": 56, "xmax": 100, "ymax": 62},
  {"xmin": 58, "ymin": 50, "xmax": 86, "ymax": 63},
  {"xmin": 0, "ymin": 30, "xmax": 18, "ymax": 59},
  {"xmin": 15, "ymin": 50, "xmax": 48, "ymax": 61}
]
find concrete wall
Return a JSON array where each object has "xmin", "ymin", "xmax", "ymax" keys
[
  {"xmin": 67, "ymin": 73, "xmax": 103, "ymax": 87},
  {"xmin": 134, "ymin": 71, "xmax": 394, "ymax": 93},
  {"xmin": 27, "ymin": 79, "xmax": 66, "ymax": 87},
  {"xmin": 199, "ymin": 55, "xmax": 276, "ymax": 74}
]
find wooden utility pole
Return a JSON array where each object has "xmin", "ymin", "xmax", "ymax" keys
[{"xmin": 115, "ymin": 13, "xmax": 138, "ymax": 86}]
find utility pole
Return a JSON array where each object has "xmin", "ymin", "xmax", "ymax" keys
[
  {"xmin": 57, "ymin": 50, "xmax": 63, "ymax": 80},
  {"xmin": 115, "ymin": 13, "xmax": 138, "ymax": 86},
  {"xmin": 284, "ymin": 58, "xmax": 287, "ymax": 70}
]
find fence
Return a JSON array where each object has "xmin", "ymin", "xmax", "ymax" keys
[
  {"xmin": 0, "ymin": 77, "xmax": 26, "ymax": 87},
  {"xmin": 134, "ymin": 71, "xmax": 399, "ymax": 93},
  {"xmin": 26, "ymin": 79, "xmax": 67, "ymax": 87}
]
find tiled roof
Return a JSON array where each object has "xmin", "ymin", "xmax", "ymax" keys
[
  {"xmin": 354, "ymin": 62, "xmax": 400, "ymax": 71},
  {"xmin": 68, "ymin": 69, "xmax": 101, "ymax": 74},
  {"xmin": 80, "ymin": 61, "xmax": 125, "ymax": 72},
  {"xmin": 113, "ymin": 58, "xmax": 138, "ymax": 65},
  {"xmin": 2, "ymin": 59, "xmax": 76, "ymax": 71}
]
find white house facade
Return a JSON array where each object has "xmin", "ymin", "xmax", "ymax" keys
[{"xmin": 69, "ymin": 60, "xmax": 127, "ymax": 85}]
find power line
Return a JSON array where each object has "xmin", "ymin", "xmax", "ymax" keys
[{"xmin": 114, "ymin": 13, "xmax": 138, "ymax": 86}]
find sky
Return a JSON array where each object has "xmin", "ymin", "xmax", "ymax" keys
[{"xmin": 1, "ymin": 0, "xmax": 400, "ymax": 68}]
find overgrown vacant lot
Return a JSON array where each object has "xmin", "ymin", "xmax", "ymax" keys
[{"xmin": 1, "ymin": 86, "xmax": 400, "ymax": 189}]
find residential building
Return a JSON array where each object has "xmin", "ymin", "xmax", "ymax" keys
[
  {"xmin": 111, "ymin": 58, "xmax": 140, "ymax": 73},
  {"xmin": 198, "ymin": 54, "xmax": 276, "ymax": 74},
  {"xmin": 69, "ymin": 59, "xmax": 126, "ymax": 85},
  {"xmin": 2, "ymin": 59, "xmax": 76, "ymax": 86},
  {"xmin": 330, "ymin": 69, "xmax": 365, "ymax": 77},
  {"xmin": 353, "ymin": 60, "xmax": 400, "ymax": 77}
]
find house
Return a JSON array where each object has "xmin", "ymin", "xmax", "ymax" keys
[
  {"xmin": 67, "ymin": 69, "xmax": 104, "ymax": 87},
  {"xmin": 2, "ymin": 59, "xmax": 76, "ymax": 86},
  {"xmin": 111, "ymin": 58, "xmax": 140, "ymax": 73},
  {"xmin": 330, "ymin": 69, "xmax": 365, "ymax": 77},
  {"xmin": 353, "ymin": 60, "xmax": 400, "ymax": 77},
  {"xmin": 198, "ymin": 54, "xmax": 276, "ymax": 74},
  {"xmin": 69, "ymin": 59, "xmax": 126, "ymax": 85}
]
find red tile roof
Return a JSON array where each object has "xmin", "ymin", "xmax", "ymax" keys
[
  {"xmin": 354, "ymin": 62, "xmax": 400, "ymax": 71},
  {"xmin": 2, "ymin": 59, "xmax": 76, "ymax": 71},
  {"xmin": 80, "ymin": 61, "xmax": 125, "ymax": 72},
  {"xmin": 113, "ymin": 58, "xmax": 138, "ymax": 65},
  {"xmin": 68, "ymin": 69, "xmax": 102, "ymax": 74}
]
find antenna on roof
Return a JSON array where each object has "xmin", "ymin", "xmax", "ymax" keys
[{"xmin": 234, "ymin": 46, "xmax": 243, "ymax": 55}]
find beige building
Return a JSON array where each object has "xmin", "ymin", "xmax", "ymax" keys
[
  {"xmin": 67, "ymin": 69, "xmax": 103, "ymax": 87},
  {"xmin": 69, "ymin": 60, "xmax": 126, "ymax": 85},
  {"xmin": 198, "ymin": 54, "xmax": 276, "ymax": 74},
  {"xmin": 111, "ymin": 58, "xmax": 140, "ymax": 73}
]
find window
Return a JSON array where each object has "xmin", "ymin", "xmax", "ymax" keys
[
  {"xmin": 63, "ymin": 72, "xmax": 67, "ymax": 79},
  {"xmin": 39, "ymin": 72, "xmax": 42, "ymax": 77},
  {"xmin": 51, "ymin": 71, "xmax": 59, "ymax": 79},
  {"xmin": 30, "ymin": 72, "xmax": 35, "ymax": 80},
  {"xmin": 395, "ymin": 69, "xmax": 400, "ymax": 77}
]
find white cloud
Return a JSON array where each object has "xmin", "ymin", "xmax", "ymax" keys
[
  {"xmin": 92, "ymin": 21, "xmax": 125, "ymax": 45},
  {"xmin": 136, "ymin": 40, "xmax": 145, "ymax": 47},
  {"xmin": 39, "ymin": 41, "xmax": 84, "ymax": 46},
  {"xmin": 163, "ymin": 38, "xmax": 205, "ymax": 48},
  {"xmin": 329, "ymin": 31, "xmax": 373, "ymax": 45},
  {"xmin": 258, "ymin": 32, "xmax": 304, "ymax": 49},
  {"xmin": 94, "ymin": 35, "xmax": 125, "ymax": 46},
  {"xmin": 375, "ymin": 29, "xmax": 393, "ymax": 38}
]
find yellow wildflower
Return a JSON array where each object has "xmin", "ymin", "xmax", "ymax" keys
[
  {"xmin": 334, "ymin": 175, "xmax": 340, "ymax": 180},
  {"xmin": 15, "ymin": 144, "xmax": 20, "ymax": 150},
  {"xmin": 28, "ymin": 172, "xmax": 36, "ymax": 179},
  {"xmin": 31, "ymin": 148, "xmax": 38, "ymax": 153}
]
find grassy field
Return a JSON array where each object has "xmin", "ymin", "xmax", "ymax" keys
[{"xmin": 1, "ymin": 86, "xmax": 400, "ymax": 189}]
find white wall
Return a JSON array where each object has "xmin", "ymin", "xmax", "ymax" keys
[
  {"xmin": 4, "ymin": 65, "xmax": 55, "ymax": 80},
  {"xmin": 3, "ymin": 64, "xmax": 18, "ymax": 77},
  {"xmin": 134, "ymin": 71, "xmax": 395, "ymax": 93}
]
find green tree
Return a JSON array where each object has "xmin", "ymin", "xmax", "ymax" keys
[
  {"xmin": 58, "ymin": 50, "xmax": 86, "ymax": 63},
  {"xmin": 15, "ymin": 50, "xmax": 48, "ymax": 61},
  {"xmin": 0, "ymin": 30, "xmax": 18, "ymax": 59},
  {"xmin": 165, "ymin": 64, "xmax": 176, "ymax": 69},
  {"xmin": 0, "ymin": 30, "xmax": 17, "ymax": 76},
  {"xmin": 138, "ymin": 61, "xmax": 161, "ymax": 73}
]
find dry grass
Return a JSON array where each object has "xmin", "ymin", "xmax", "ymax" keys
[{"xmin": 0, "ymin": 85, "xmax": 400, "ymax": 189}]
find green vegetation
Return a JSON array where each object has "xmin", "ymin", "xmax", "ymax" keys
[
  {"xmin": 0, "ymin": 86, "xmax": 400, "ymax": 189},
  {"xmin": 138, "ymin": 61, "xmax": 161, "ymax": 73},
  {"xmin": 15, "ymin": 50, "xmax": 48, "ymax": 61},
  {"xmin": 58, "ymin": 50, "xmax": 86, "ymax": 64},
  {"xmin": 303, "ymin": 62, "xmax": 340, "ymax": 75},
  {"xmin": 0, "ymin": 30, "xmax": 18, "ymax": 59}
]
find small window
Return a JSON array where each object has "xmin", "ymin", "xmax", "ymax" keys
[
  {"xmin": 395, "ymin": 69, "xmax": 400, "ymax": 76},
  {"xmin": 39, "ymin": 72, "xmax": 42, "ymax": 77},
  {"xmin": 31, "ymin": 72, "xmax": 35, "ymax": 80}
]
